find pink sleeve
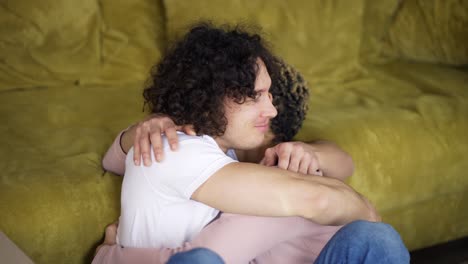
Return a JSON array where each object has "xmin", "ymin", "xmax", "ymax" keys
[{"xmin": 102, "ymin": 130, "xmax": 127, "ymax": 176}]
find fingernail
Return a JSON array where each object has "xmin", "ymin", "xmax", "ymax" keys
[
  {"xmin": 156, "ymin": 154, "xmax": 162, "ymax": 162},
  {"xmin": 144, "ymin": 158, "xmax": 151, "ymax": 166},
  {"xmin": 134, "ymin": 160, "xmax": 139, "ymax": 166},
  {"xmin": 170, "ymin": 143, "xmax": 177, "ymax": 150}
]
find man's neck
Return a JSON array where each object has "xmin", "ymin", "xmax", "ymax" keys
[{"xmin": 213, "ymin": 137, "xmax": 229, "ymax": 153}]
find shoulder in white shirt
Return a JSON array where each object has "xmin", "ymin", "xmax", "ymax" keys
[{"xmin": 117, "ymin": 133, "xmax": 238, "ymax": 248}]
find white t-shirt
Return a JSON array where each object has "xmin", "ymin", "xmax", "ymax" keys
[{"xmin": 117, "ymin": 133, "xmax": 238, "ymax": 248}]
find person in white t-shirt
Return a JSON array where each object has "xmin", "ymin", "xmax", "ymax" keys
[
  {"xmin": 115, "ymin": 23, "xmax": 379, "ymax": 250},
  {"xmin": 95, "ymin": 53, "xmax": 361, "ymax": 264}
]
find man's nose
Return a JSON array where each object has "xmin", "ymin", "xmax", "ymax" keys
[{"xmin": 262, "ymin": 93, "xmax": 277, "ymax": 118}]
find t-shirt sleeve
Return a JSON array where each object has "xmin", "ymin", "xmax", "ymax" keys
[{"xmin": 140, "ymin": 137, "xmax": 237, "ymax": 200}]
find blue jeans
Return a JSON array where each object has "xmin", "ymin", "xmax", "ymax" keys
[
  {"xmin": 166, "ymin": 248, "xmax": 225, "ymax": 264},
  {"xmin": 167, "ymin": 220, "xmax": 410, "ymax": 264},
  {"xmin": 314, "ymin": 220, "xmax": 410, "ymax": 264}
]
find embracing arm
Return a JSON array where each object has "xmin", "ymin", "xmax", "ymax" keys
[
  {"xmin": 260, "ymin": 140, "xmax": 354, "ymax": 182},
  {"xmin": 192, "ymin": 162, "xmax": 379, "ymax": 226},
  {"xmin": 101, "ymin": 115, "xmax": 195, "ymax": 174},
  {"xmin": 102, "ymin": 130, "xmax": 127, "ymax": 175}
]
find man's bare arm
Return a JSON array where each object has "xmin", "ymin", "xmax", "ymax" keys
[{"xmin": 192, "ymin": 162, "xmax": 379, "ymax": 226}]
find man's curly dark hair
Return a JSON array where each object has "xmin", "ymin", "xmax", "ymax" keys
[
  {"xmin": 143, "ymin": 22, "xmax": 280, "ymax": 137},
  {"xmin": 269, "ymin": 59, "xmax": 309, "ymax": 143}
]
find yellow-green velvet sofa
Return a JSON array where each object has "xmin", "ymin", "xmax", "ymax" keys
[{"xmin": 1, "ymin": 0, "xmax": 467, "ymax": 263}]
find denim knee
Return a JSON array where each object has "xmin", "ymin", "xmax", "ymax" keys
[
  {"xmin": 344, "ymin": 220, "xmax": 410, "ymax": 262},
  {"xmin": 344, "ymin": 220, "xmax": 402, "ymax": 243},
  {"xmin": 315, "ymin": 220, "xmax": 410, "ymax": 264},
  {"xmin": 167, "ymin": 248, "xmax": 225, "ymax": 264}
]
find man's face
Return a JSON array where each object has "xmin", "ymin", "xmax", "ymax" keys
[{"xmin": 215, "ymin": 58, "xmax": 278, "ymax": 152}]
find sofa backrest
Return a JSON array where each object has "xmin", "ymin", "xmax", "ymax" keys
[
  {"xmin": 164, "ymin": 0, "xmax": 367, "ymax": 85},
  {"xmin": 360, "ymin": 0, "xmax": 468, "ymax": 66},
  {"xmin": 1, "ymin": 0, "xmax": 466, "ymax": 91},
  {"xmin": 0, "ymin": 0, "xmax": 165, "ymax": 91}
]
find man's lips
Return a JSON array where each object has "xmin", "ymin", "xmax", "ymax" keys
[
  {"xmin": 255, "ymin": 122, "xmax": 270, "ymax": 132},
  {"xmin": 255, "ymin": 122, "xmax": 270, "ymax": 128}
]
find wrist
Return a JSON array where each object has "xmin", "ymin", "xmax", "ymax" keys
[{"xmin": 120, "ymin": 125, "xmax": 137, "ymax": 154}]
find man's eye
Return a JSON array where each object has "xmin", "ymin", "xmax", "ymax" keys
[{"xmin": 254, "ymin": 92, "xmax": 262, "ymax": 101}]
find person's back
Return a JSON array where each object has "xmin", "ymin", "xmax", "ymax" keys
[{"xmin": 117, "ymin": 133, "xmax": 238, "ymax": 248}]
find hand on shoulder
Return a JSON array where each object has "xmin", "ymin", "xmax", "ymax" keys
[{"xmin": 121, "ymin": 114, "xmax": 196, "ymax": 166}]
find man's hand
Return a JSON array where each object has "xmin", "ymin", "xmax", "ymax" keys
[
  {"xmin": 132, "ymin": 114, "xmax": 196, "ymax": 166},
  {"xmin": 260, "ymin": 142, "xmax": 323, "ymax": 176},
  {"xmin": 362, "ymin": 195, "xmax": 382, "ymax": 222},
  {"xmin": 94, "ymin": 222, "xmax": 118, "ymax": 256}
]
